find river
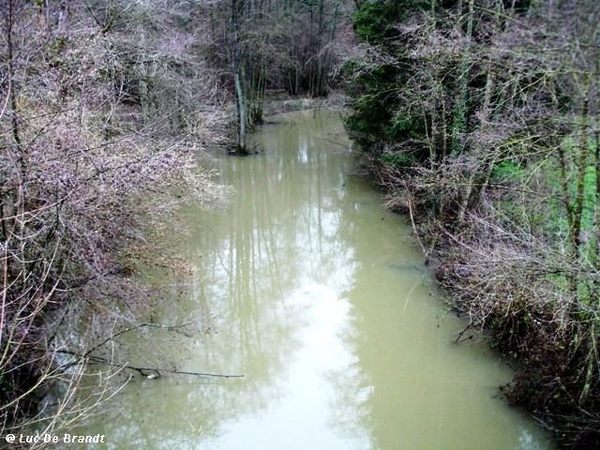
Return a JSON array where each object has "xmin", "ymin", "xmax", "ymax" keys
[{"xmin": 80, "ymin": 109, "xmax": 553, "ymax": 450}]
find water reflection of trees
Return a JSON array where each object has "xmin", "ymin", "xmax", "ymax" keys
[
  {"xmin": 78, "ymin": 110, "xmax": 551, "ymax": 450},
  {"xmin": 82, "ymin": 110, "xmax": 362, "ymax": 449},
  {"xmin": 188, "ymin": 110, "xmax": 354, "ymax": 377}
]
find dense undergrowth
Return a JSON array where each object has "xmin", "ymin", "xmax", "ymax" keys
[
  {"xmin": 0, "ymin": 1, "xmax": 223, "ymax": 440},
  {"xmin": 344, "ymin": 1, "xmax": 600, "ymax": 448}
]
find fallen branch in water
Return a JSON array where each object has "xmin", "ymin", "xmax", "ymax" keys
[
  {"xmin": 58, "ymin": 351, "xmax": 244, "ymax": 379},
  {"xmin": 320, "ymin": 137, "xmax": 350, "ymax": 149},
  {"xmin": 54, "ymin": 321, "xmax": 194, "ymax": 371},
  {"xmin": 80, "ymin": 321, "xmax": 194, "ymax": 361},
  {"xmin": 454, "ymin": 321, "xmax": 475, "ymax": 344},
  {"xmin": 86, "ymin": 358, "xmax": 245, "ymax": 379},
  {"xmin": 53, "ymin": 321, "xmax": 243, "ymax": 379},
  {"xmin": 406, "ymin": 195, "xmax": 430, "ymax": 263}
]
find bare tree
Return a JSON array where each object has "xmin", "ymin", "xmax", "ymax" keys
[{"xmin": 1, "ymin": 0, "xmax": 220, "ymax": 437}]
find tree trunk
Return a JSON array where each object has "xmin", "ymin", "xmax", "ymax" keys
[
  {"xmin": 451, "ymin": 0, "xmax": 473, "ymax": 154},
  {"xmin": 231, "ymin": 0, "xmax": 247, "ymax": 154},
  {"xmin": 234, "ymin": 67, "xmax": 247, "ymax": 154}
]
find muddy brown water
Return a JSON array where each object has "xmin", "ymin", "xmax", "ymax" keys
[{"xmin": 79, "ymin": 110, "xmax": 553, "ymax": 450}]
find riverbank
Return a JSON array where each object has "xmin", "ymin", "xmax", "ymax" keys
[
  {"xmin": 360, "ymin": 153, "xmax": 599, "ymax": 449},
  {"xmin": 262, "ymin": 91, "xmax": 347, "ymax": 116},
  {"xmin": 0, "ymin": 4, "xmax": 224, "ymax": 440},
  {"xmin": 342, "ymin": 2, "xmax": 600, "ymax": 448},
  {"xmin": 221, "ymin": 93, "xmax": 347, "ymax": 150}
]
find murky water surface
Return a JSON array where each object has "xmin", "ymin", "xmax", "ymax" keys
[{"xmin": 82, "ymin": 110, "xmax": 553, "ymax": 449}]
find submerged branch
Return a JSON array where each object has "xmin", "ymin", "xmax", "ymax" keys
[
  {"xmin": 57, "ymin": 351, "xmax": 244, "ymax": 379},
  {"xmin": 54, "ymin": 321, "xmax": 245, "ymax": 379},
  {"xmin": 86, "ymin": 358, "xmax": 245, "ymax": 380}
]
